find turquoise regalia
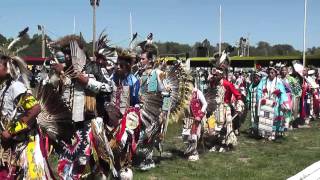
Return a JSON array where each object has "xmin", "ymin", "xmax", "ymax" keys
[{"xmin": 257, "ymin": 77, "xmax": 288, "ymax": 138}]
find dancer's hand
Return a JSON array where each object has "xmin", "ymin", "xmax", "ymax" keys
[
  {"xmin": 76, "ymin": 73, "xmax": 89, "ymax": 86},
  {"xmin": 1, "ymin": 130, "xmax": 12, "ymax": 141},
  {"xmin": 52, "ymin": 63, "xmax": 64, "ymax": 75}
]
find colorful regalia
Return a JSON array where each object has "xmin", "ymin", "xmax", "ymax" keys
[
  {"xmin": 257, "ymin": 76, "xmax": 288, "ymax": 139},
  {"xmin": 301, "ymin": 78, "xmax": 311, "ymax": 125},
  {"xmin": 0, "ymin": 28, "xmax": 52, "ymax": 179},
  {"xmin": 204, "ymin": 51, "xmax": 244, "ymax": 152},
  {"xmin": 36, "ymin": 35, "xmax": 115, "ymax": 179},
  {"xmin": 183, "ymin": 87, "xmax": 207, "ymax": 161},
  {"xmin": 133, "ymin": 38, "xmax": 187, "ymax": 169},
  {"xmin": 281, "ymin": 74, "xmax": 301, "ymax": 129},
  {"xmin": 136, "ymin": 66, "xmax": 165, "ymax": 170},
  {"xmin": 247, "ymin": 81, "xmax": 260, "ymax": 131}
]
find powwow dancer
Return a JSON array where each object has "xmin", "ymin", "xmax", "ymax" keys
[
  {"xmin": 280, "ymin": 65, "xmax": 301, "ymax": 130},
  {"xmin": 134, "ymin": 40, "xmax": 165, "ymax": 170},
  {"xmin": 0, "ymin": 28, "xmax": 52, "ymax": 179},
  {"xmin": 307, "ymin": 69, "xmax": 320, "ymax": 119},
  {"xmin": 134, "ymin": 35, "xmax": 188, "ymax": 170},
  {"xmin": 256, "ymin": 66, "xmax": 288, "ymax": 140},
  {"xmin": 78, "ymin": 42, "xmax": 139, "ymax": 178},
  {"xmin": 183, "ymin": 77, "xmax": 207, "ymax": 161},
  {"xmin": 247, "ymin": 71, "xmax": 265, "ymax": 135},
  {"xmin": 36, "ymin": 35, "xmax": 115, "ymax": 179},
  {"xmin": 204, "ymin": 51, "xmax": 244, "ymax": 152},
  {"xmin": 96, "ymin": 48, "xmax": 141, "ymax": 179},
  {"xmin": 292, "ymin": 62, "xmax": 316, "ymax": 127}
]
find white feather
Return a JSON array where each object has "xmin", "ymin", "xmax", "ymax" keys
[{"xmin": 7, "ymin": 37, "xmax": 20, "ymax": 50}]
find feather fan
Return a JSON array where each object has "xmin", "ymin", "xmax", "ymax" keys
[
  {"xmin": 70, "ymin": 40, "xmax": 86, "ymax": 73},
  {"xmin": 34, "ymin": 83, "xmax": 74, "ymax": 142}
]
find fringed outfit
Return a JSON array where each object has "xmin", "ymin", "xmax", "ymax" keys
[
  {"xmin": 136, "ymin": 68, "xmax": 166, "ymax": 169},
  {"xmin": 0, "ymin": 80, "xmax": 50, "ymax": 179},
  {"xmin": 183, "ymin": 88, "xmax": 207, "ymax": 160},
  {"xmin": 40, "ymin": 70, "xmax": 113, "ymax": 179},
  {"xmin": 205, "ymin": 79, "xmax": 243, "ymax": 151},
  {"xmin": 257, "ymin": 77, "xmax": 288, "ymax": 139},
  {"xmin": 247, "ymin": 83, "xmax": 259, "ymax": 130}
]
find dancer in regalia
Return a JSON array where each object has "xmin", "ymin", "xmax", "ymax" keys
[
  {"xmin": 0, "ymin": 28, "xmax": 52, "ymax": 179},
  {"xmin": 280, "ymin": 65, "xmax": 301, "ymax": 130},
  {"xmin": 134, "ymin": 41, "xmax": 165, "ymax": 170},
  {"xmin": 256, "ymin": 66, "xmax": 288, "ymax": 140},
  {"xmin": 204, "ymin": 51, "xmax": 244, "ymax": 152},
  {"xmin": 247, "ymin": 71, "xmax": 265, "ymax": 135},
  {"xmin": 36, "ymin": 35, "xmax": 115, "ymax": 179},
  {"xmin": 183, "ymin": 76, "xmax": 207, "ymax": 161}
]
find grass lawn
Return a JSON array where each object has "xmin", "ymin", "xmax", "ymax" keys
[{"xmin": 134, "ymin": 120, "xmax": 320, "ymax": 180}]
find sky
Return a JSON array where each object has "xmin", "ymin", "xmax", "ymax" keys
[{"xmin": 1, "ymin": 0, "xmax": 319, "ymax": 50}]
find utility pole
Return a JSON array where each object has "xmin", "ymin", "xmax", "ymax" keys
[
  {"xmin": 236, "ymin": 41, "xmax": 240, "ymax": 56},
  {"xmin": 303, "ymin": 0, "xmax": 308, "ymax": 67},
  {"xmin": 73, "ymin": 16, "xmax": 76, "ymax": 34},
  {"xmin": 219, "ymin": 5, "xmax": 222, "ymax": 55},
  {"xmin": 38, "ymin": 25, "xmax": 46, "ymax": 58},
  {"xmin": 90, "ymin": 0, "xmax": 100, "ymax": 60},
  {"xmin": 247, "ymin": 33, "xmax": 250, "ymax": 56},
  {"xmin": 42, "ymin": 26, "xmax": 45, "ymax": 58}
]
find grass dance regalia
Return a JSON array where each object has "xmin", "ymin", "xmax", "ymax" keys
[
  {"xmin": 256, "ymin": 66, "xmax": 288, "ymax": 140},
  {"xmin": 0, "ymin": 28, "xmax": 52, "ymax": 179},
  {"xmin": 131, "ymin": 35, "xmax": 193, "ymax": 169},
  {"xmin": 35, "ymin": 34, "xmax": 116, "ymax": 179},
  {"xmin": 133, "ymin": 40, "xmax": 163, "ymax": 170},
  {"xmin": 204, "ymin": 51, "xmax": 244, "ymax": 152}
]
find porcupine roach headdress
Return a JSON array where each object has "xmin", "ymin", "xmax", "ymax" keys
[
  {"xmin": 135, "ymin": 33, "xmax": 159, "ymax": 58},
  {"xmin": 95, "ymin": 30, "xmax": 117, "ymax": 62}
]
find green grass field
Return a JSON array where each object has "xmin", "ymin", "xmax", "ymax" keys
[{"xmin": 134, "ymin": 120, "xmax": 320, "ymax": 180}]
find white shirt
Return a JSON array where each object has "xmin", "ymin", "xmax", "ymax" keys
[
  {"xmin": 0, "ymin": 80, "xmax": 27, "ymax": 121},
  {"xmin": 193, "ymin": 88, "xmax": 208, "ymax": 113}
]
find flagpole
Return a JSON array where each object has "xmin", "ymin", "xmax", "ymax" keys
[
  {"xmin": 41, "ymin": 26, "xmax": 45, "ymax": 58},
  {"xmin": 130, "ymin": 12, "xmax": 133, "ymax": 49},
  {"xmin": 303, "ymin": 0, "xmax": 308, "ymax": 67},
  {"xmin": 92, "ymin": 0, "xmax": 96, "ymax": 59},
  {"xmin": 73, "ymin": 16, "xmax": 76, "ymax": 34},
  {"xmin": 219, "ymin": 5, "xmax": 222, "ymax": 55}
]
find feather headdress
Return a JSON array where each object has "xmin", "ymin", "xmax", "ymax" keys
[
  {"xmin": 47, "ymin": 35, "xmax": 87, "ymax": 79},
  {"xmin": 0, "ymin": 27, "xmax": 31, "ymax": 87},
  {"xmin": 95, "ymin": 30, "xmax": 118, "ymax": 64},
  {"xmin": 210, "ymin": 50, "xmax": 230, "ymax": 70},
  {"xmin": 50, "ymin": 35, "xmax": 84, "ymax": 50},
  {"xmin": 292, "ymin": 60, "xmax": 303, "ymax": 77},
  {"xmin": 134, "ymin": 33, "xmax": 159, "ymax": 58}
]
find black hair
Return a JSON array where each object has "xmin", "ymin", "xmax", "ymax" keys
[
  {"xmin": 0, "ymin": 55, "xmax": 10, "ymax": 65},
  {"xmin": 141, "ymin": 50, "xmax": 154, "ymax": 61}
]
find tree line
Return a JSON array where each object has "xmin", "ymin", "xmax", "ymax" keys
[{"xmin": 1, "ymin": 33, "xmax": 319, "ymax": 57}]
